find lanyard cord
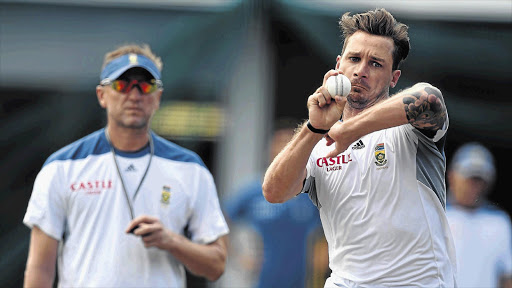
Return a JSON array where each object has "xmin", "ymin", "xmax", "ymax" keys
[{"xmin": 105, "ymin": 129, "xmax": 154, "ymax": 220}]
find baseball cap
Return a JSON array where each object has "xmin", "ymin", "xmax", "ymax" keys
[
  {"xmin": 450, "ymin": 142, "xmax": 496, "ymax": 184},
  {"xmin": 100, "ymin": 53, "xmax": 161, "ymax": 81}
]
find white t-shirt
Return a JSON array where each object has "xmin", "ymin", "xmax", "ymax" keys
[
  {"xmin": 23, "ymin": 129, "xmax": 229, "ymax": 288},
  {"xmin": 446, "ymin": 203, "xmax": 512, "ymax": 288},
  {"xmin": 303, "ymin": 123, "xmax": 457, "ymax": 287}
]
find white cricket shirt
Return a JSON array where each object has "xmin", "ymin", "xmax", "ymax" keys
[
  {"xmin": 23, "ymin": 129, "xmax": 229, "ymax": 288},
  {"xmin": 303, "ymin": 122, "xmax": 457, "ymax": 287},
  {"xmin": 446, "ymin": 203, "xmax": 512, "ymax": 287}
]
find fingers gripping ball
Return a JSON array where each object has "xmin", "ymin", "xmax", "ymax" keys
[{"xmin": 326, "ymin": 74, "xmax": 351, "ymax": 97}]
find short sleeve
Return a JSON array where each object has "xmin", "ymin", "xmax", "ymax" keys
[
  {"xmin": 433, "ymin": 111, "xmax": 449, "ymax": 143},
  {"xmin": 187, "ymin": 166, "xmax": 229, "ymax": 244},
  {"xmin": 305, "ymin": 140, "xmax": 325, "ymax": 187},
  {"xmin": 415, "ymin": 111, "xmax": 449, "ymax": 143},
  {"xmin": 23, "ymin": 162, "xmax": 67, "ymax": 241},
  {"xmin": 497, "ymin": 213, "xmax": 512, "ymax": 277},
  {"xmin": 301, "ymin": 141, "xmax": 324, "ymax": 208}
]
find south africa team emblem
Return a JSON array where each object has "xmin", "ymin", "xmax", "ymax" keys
[
  {"xmin": 161, "ymin": 185, "xmax": 171, "ymax": 204},
  {"xmin": 374, "ymin": 143, "xmax": 388, "ymax": 166}
]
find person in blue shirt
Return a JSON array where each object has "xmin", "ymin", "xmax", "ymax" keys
[
  {"xmin": 446, "ymin": 142, "xmax": 512, "ymax": 288},
  {"xmin": 223, "ymin": 119, "xmax": 325, "ymax": 288}
]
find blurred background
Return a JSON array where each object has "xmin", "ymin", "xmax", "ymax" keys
[{"xmin": 1, "ymin": 0, "xmax": 511, "ymax": 287}]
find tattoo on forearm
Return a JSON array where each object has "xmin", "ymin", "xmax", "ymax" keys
[{"xmin": 402, "ymin": 87, "xmax": 446, "ymax": 131}]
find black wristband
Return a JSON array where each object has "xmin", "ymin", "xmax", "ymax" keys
[{"xmin": 307, "ymin": 121, "xmax": 330, "ymax": 134}]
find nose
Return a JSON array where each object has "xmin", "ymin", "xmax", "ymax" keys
[
  {"xmin": 126, "ymin": 85, "xmax": 143, "ymax": 99},
  {"xmin": 353, "ymin": 62, "xmax": 369, "ymax": 79}
]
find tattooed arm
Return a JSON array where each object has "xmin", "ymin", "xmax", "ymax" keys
[
  {"xmin": 401, "ymin": 83, "xmax": 447, "ymax": 137},
  {"xmin": 325, "ymin": 83, "xmax": 447, "ymax": 158}
]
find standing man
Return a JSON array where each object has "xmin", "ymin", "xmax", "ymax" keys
[
  {"xmin": 446, "ymin": 142, "xmax": 512, "ymax": 288},
  {"xmin": 223, "ymin": 119, "xmax": 324, "ymax": 288},
  {"xmin": 263, "ymin": 8, "xmax": 457, "ymax": 287},
  {"xmin": 23, "ymin": 44, "xmax": 229, "ymax": 288}
]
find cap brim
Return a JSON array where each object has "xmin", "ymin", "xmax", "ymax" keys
[
  {"xmin": 107, "ymin": 64, "xmax": 160, "ymax": 81},
  {"xmin": 100, "ymin": 53, "xmax": 161, "ymax": 80}
]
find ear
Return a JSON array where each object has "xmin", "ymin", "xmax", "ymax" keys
[
  {"xmin": 335, "ymin": 55, "xmax": 341, "ymax": 70},
  {"xmin": 447, "ymin": 170, "xmax": 454, "ymax": 186},
  {"xmin": 155, "ymin": 90, "xmax": 162, "ymax": 110},
  {"xmin": 390, "ymin": 70, "xmax": 401, "ymax": 88},
  {"xmin": 96, "ymin": 85, "xmax": 107, "ymax": 108}
]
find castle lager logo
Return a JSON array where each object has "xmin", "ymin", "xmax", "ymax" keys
[
  {"xmin": 316, "ymin": 154, "xmax": 352, "ymax": 172},
  {"xmin": 70, "ymin": 180, "xmax": 113, "ymax": 195},
  {"xmin": 316, "ymin": 154, "xmax": 352, "ymax": 167}
]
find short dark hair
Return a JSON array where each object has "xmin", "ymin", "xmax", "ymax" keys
[{"xmin": 339, "ymin": 8, "xmax": 410, "ymax": 70}]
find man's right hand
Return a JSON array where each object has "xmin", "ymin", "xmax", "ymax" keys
[{"xmin": 307, "ymin": 70, "xmax": 347, "ymax": 131}]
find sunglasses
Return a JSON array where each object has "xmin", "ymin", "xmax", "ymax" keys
[{"xmin": 100, "ymin": 78, "xmax": 163, "ymax": 94}]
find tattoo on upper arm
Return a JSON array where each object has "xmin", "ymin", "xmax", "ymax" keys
[{"xmin": 402, "ymin": 86, "xmax": 447, "ymax": 132}]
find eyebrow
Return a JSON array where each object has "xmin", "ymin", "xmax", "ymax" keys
[
  {"xmin": 370, "ymin": 56, "xmax": 386, "ymax": 63},
  {"xmin": 346, "ymin": 51, "xmax": 387, "ymax": 63}
]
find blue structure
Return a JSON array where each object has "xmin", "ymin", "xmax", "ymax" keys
[{"xmin": 224, "ymin": 179, "xmax": 322, "ymax": 288}]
